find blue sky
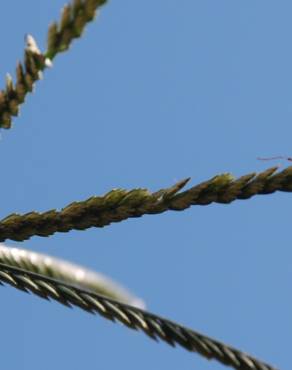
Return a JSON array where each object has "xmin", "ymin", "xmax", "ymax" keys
[{"xmin": 0, "ymin": 1, "xmax": 291, "ymax": 369}]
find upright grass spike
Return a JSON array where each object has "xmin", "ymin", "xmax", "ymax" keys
[
  {"xmin": 0, "ymin": 0, "xmax": 107, "ymax": 129},
  {"xmin": 0, "ymin": 244, "xmax": 145, "ymax": 308},
  {"xmin": 0, "ymin": 166, "xmax": 291, "ymax": 242},
  {"xmin": 46, "ymin": 0, "xmax": 107, "ymax": 59},
  {"xmin": 0, "ymin": 35, "xmax": 50, "ymax": 129},
  {"xmin": 0, "ymin": 262, "xmax": 277, "ymax": 370}
]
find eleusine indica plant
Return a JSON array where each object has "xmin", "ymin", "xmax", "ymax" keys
[{"xmin": 0, "ymin": 1, "xmax": 288, "ymax": 369}]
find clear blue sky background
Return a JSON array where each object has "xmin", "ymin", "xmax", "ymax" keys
[{"xmin": 0, "ymin": 1, "xmax": 291, "ymax": 369}]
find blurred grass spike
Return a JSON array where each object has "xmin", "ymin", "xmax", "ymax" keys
[{"xmin": 0, "ymin": 243, "xmax": 145, "ymax": 308}]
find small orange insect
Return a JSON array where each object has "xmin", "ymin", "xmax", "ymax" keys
[{"xmin": 257, "ymin": 156, "xmax": 292, "ymax": 162}]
